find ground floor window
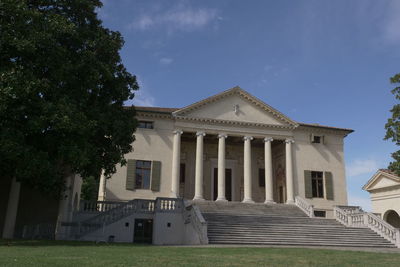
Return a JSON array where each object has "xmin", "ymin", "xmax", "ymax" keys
[{"xmin": 314, "ymin": 210, "xmax": 326, "ymax": 217}]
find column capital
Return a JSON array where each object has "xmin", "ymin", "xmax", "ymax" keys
[
  {"xmin": 218, "ymin": 133, "xmax": 228, "ymax": 139},
  {"xmin": 264, "ymin": 137, "xmax": 274, "ymax": 143},
  {"xmin": 243, "ymin": 136, "xmax": 254, "ymax": 141},
  {"xmin": 285, "ymin": 138, "xmax": 295, "ymax": 144},
  {"xmin": 173, "ymin": 129, "xmax": 183, "ymax": 135},
  {"xmin": 196, "ymin": 131, "xmax": 206, "ymax": 137}
]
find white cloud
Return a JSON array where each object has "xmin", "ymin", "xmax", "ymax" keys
[
  {"xmin": 132, "ymin": 90, "xmax": 155, "ymax": 107},
  {"xmin": 348, "ymin": 195, "xmax": 372, "ymax": 212},
  {"xmin": 347, "ymin": 159, "xmax": 379, "ymax": 177},
  {"xmin": 382, "ymin": 0, "xmax": 400, "ymax": 45},
  {"xmin": 135, "ymin": 15, "xmax": 154, "ymax": 30},
  {"xmin": 127, "ymin": 76, "xmax": 156, "ymax": 107},
  {"xmin": 129, "ymin": 5, "xmax": 219, "ymax": 32},
  {"xmin": 160, "ymin": 57, "xmax": 173, "ymax": 65}
]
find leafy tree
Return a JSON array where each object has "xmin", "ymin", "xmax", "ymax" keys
[
  {"xmin": 81, "ymin": 176, "xmax": 99, "ymax": 201},
  {"xmin": 384, "ymin": 73, "xmax": 400, "ymax": 175},
  {"xmin": 0, "ymin": 0, "xmax": 138, "ymax": 196}
]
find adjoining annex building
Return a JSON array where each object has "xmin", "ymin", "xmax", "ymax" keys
[
  {"xmin": 2, "ymin": 86, "xmax": 400, "ymax": 248},
  {"xmin": 363, "ymin": 169, "xmax": 400, "ymax": 228}
]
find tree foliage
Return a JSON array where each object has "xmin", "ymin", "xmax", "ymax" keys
[
  {"xmin": 384, "ymin": 73, "xmax": 400, "ymax": 175},
  {"xmin": 0, "ymin": 0, "xmax": 138, "ymax": 196}
]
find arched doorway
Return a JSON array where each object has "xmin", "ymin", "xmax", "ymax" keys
[{"xmin": 383, "ymin": 210, "xmax": 400, "ymax": 228}]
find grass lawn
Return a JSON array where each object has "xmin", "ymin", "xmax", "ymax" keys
[{"xmin": 1, "ymin": 240, "xmax": 400, "ymax": 267}]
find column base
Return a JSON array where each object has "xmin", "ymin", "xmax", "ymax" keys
[
  {"xmin": 170, "ymin": 192, "xmax": 178, "ymax": 198},
  {"xmin": 216, "ymin": 197, "xmax": 228, "ymax": 202},
  {"xmin": 286, "ymin": 199, "xmax": 295, "ymax": 204},
  {"xmin": 264, "ymin": 200, "xmax": 276, "ymax": 204},
  {"xmin": 242, "ymin": 199, "xmax": 255, "ymax": 203},
  {"xmin": 192, "ymin": 196, "xmax": 205, "ymax": 201}
]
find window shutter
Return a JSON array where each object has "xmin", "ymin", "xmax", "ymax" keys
[
  {"xmin": 325, "ymin": 171, "xmax": 334, "ymax": 200},
  {"xmin": 304, "ymin": 170, "xmax": 312, "ymax": 198},
  {"xmin": 126, "ymin": 159, "xmax": 136, "ymax": 190},
  {"xmin": 151, "ymin": 161, "xmax": 161, "ymax": 192},
  {"xmin": 310, "ymin": 133, "xmax": 314, "ymax": 143}
]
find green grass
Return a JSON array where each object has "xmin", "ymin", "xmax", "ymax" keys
[{"xmin": 0, "ymin": 240, "xmax": 399, "ymax": 267}]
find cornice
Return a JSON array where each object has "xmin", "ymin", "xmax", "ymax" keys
[{"xmin": 174, "ymin": 115, "xmax": 296, "ymax": 130}]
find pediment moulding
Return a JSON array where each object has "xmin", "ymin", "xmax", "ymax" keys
[
  {"xmin": 363, "ymin": 169, "xmax": 400, "ymax": 192},
  {"xmin": 131, "ymin": 86, "xmax": 353, "ymax": 136},
  {"xmin": 172, "ymin": 86, "xmax": 298, "ymax": 127}
]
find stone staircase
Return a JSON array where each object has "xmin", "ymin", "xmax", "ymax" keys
[{"xmin": 195, "ymin": 201, "xmax": 396, "ymax": 248}]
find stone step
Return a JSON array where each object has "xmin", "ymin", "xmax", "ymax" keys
[
  {"xmin": 208, "ymin": 239, "xmax": 395, "ymax": 248},
  {"xmin": 206, "ymin": 218, "xmax": 342, "ymax": 225},
  {"xmin": 207, "ymin": 223, "xmax": 364, "ymax": 230},
  {"xmin": 195, "ymin": 201, "xmax": 397, "ymax": 248},
  {"xmin": 208, "ymin": 232, "xmax": 389, "ymax": 240},
  {"xmin": 208, "ymin": 227, "xmax": 382, "ymax": 235}
]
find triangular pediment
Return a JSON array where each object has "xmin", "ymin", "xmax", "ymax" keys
[
  {"xmin": 363, "ymin": 170, "xmax": 400, "ymax": 191},
  {"xmin": 173, "ymin": 86, "xmax": 298, "ymax": 127}
]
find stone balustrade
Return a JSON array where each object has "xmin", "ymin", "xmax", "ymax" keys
[
  {"xmin": 155, "ymin": 198, "xmax": 183, "ymax": 213},
  {"xmin": 72, "ymin": 198, "xmax": 182, "ymax": 238},
  {"xmin": 79, "ymin": 200, "xmax": 127, "ymax": 213},
  {"xmin": 334, "ymin": 205, "xmax": 400, "ymax": 248},
  {"xmin": 183, "ymin": 201, "xmax": 208, "ymax": 244},
  {"xmin": 295, "ymin": 196, "xmax": 314, "ymax": 218}
]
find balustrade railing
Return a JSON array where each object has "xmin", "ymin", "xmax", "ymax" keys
[
  {"xmin": 72, "ymin": 198, "xmax": 182, "ymax": 238},
  {"xmin": 156, "ymin": 198, "xmax": 183, "ymax": 213},
  {"xmin": 334, "ymin": 205, "xmax": 400, "ymax": 248},
  {"xmin": 295, "ymin": 196, "xmax": 314, "ymax": 218},
  {"xmin": 79, "ymin": 200, "xmax": 127, "ymax": 213},
  {"xmin": 183, "ymin": 201, "xmax": 208, "ymax": 244}
]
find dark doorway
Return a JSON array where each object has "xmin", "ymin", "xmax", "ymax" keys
[
  {"xmin": 278, "ymin": 186, "xmax": 284, "ymax": 203},
  {"xmin": 134, "ymin": 219, "xmax": 153, "ymax": 244},
  {"xmin": 213, "ymin": 168, "xmax": 232, "ymax": 201}
]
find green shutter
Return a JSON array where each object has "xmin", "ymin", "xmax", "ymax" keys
[
  {"xmin": 151, "ymin": 161, "xmax": 161, "ymax": 192},
  {"xmin": 325, "ymin": 171, "xmax": 334, "ymax": 200},
  {"xmin": 126, "ymin": 159, "xmax": 136, "ymax": 190},
  {"xmin": 304, "ymin": 170, "xmax": 312, "ymax": 198}
]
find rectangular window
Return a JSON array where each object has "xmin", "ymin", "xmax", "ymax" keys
[
  {"xmin": 135, "ymin": 160, "xmax": 151, "ymax": 189},
  {"xmin": 314, "ymin": 210, "xmax": 326, "ymax": 217},
  {"xmin": 311, "ymin": 171, "xmax": 324, "ymax": 198},
  {"xmin": 259, "ymin": 168, "xmax": 265, "ymax": 187},
  {"xmin": 138, "ymin": 121, "xmax": 154, "ymax": 129},
  {"xmin": 312, "ymin": 135, "xmax": 321, "ymax": 143},
  {"xmin": 180, "ymin": 163, "xmax": 185, "ymax": 184}
]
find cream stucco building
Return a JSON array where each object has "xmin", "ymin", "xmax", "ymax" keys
[
  {"xmin": 98, "ymin": 86, "xmax": 353, "ymax": 218},
  {"xmin": 363, "ymin": 169, "xmax": 400, "ymax": 228}
]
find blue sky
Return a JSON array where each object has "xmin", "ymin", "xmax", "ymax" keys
[{"xmin": 99, "ymin": 0, "xmax": 400, "ymax": 210}]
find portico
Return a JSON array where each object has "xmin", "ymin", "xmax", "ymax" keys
[{"xmin": 171, "ymin": 129, "xmax": 295, "ymax": 204}]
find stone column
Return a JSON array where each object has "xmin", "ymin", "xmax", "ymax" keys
[
  {"xmin": 216, "ymin": 134, "xmax": 228, "ymax": 202},
  {"xmin": 243, "ymin": 136, "xmax": 254, "ymax": 203},
  {"xmin": 193, "ymin": 131, "xmax": 206, "ymax": 200},
  {"xmin": 171, "ymin": 130, "xmax": 183, "ymax": 198},
  {"xmin": 98, "ymin": 170, "xmax": 106, "ymax": 201},
  {"xmin": 264, "ymin": 137, "xmax": 275, "ymax": 204},
  {"xmin": 285, "ymin": 139, "xmax": 295, "ymax": 204},
  {"xmin": 2, "ymin": 177, "xmax": 21, "ymax": 239}
]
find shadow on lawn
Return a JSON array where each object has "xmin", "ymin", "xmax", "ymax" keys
[{"xmin": 0, "ymin": 239, "xmax": 151, "ymax": 247}]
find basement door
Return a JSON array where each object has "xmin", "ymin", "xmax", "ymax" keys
[
  {"xmin": 133, "ymin": 219, "xmax": 153, "ymax": 244},
  {"xmin": 213, "ymin": 168, "xmax": 232, "ymax": 201}
]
